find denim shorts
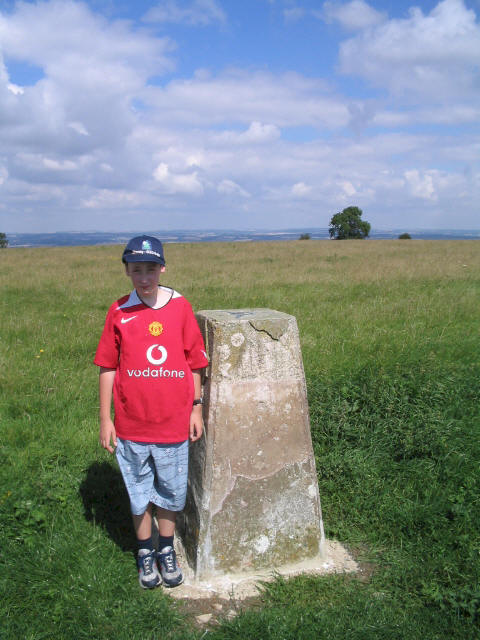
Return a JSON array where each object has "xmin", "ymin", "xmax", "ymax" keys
[{"xmin": 115, "ymin": 438, "xmax": 189, "ymax": 515}]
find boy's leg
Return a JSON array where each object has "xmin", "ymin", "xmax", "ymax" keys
[
  {"xmin": 133, "ymin": 503, "xmax": 162, "ymax": 589},
  {"xmin": 133, "ymin": 504, "xmax": 175, "ymax": 547},
  {"xmin": 156, "ymin": 506, "xmax": 176, "ymax": 535},
  {"xmin": 156, "ymin": 507, "xmax": 183, "ymax": 587},
  {"xmin": 115, "ymin": 439, "xmax": 162, "ymax": 589},
  {"xmin": 133, "ymin": 503, "xmax": 154, "ymax": 541},
  {"xmin": 149, "ymin": 441, "xmax": 188, "ymax": 587}
]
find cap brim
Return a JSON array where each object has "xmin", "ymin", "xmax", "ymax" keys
[{"xmin": 123, "ymin": 253, "xmax": 165, "ymax": 265}]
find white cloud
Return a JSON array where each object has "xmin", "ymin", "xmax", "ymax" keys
[
  {"xmin": 144, "ymin": 0, "xmax": 226, "ymax": 26},
  {"xmin": 82, "ymin": 189, "xmax": 144, "ymax": 209},
  {"xmin": 67, "ymin": 121, "xmax": 90, "ymax": 136},
  {"xmin": 143, "ymin": 70, "xmax": 349, "ymax": 128},
  {"xmin": 217, "ymin": 179, "xmax": 250, "ymax": 197},
  {"xmin": 291, "ymin": 182, "xmax": 312, "ymax": 197},
  {"xmin": 373, "ymin": 104, "xmax": 480, "ymax": 128},
  {"xmin": 0, "ymin": 1, "xmax": 173, "ymax": 81},
  {"xmin": 320, "ymin": 0, "xmax": 386, "ymax": 30},
  {"xmin": 153, "ymin": 162, "xmax": 204, "ymax": 195},
  {"xmin": 338, "ymin": 0, "xmax": 480, "ymax": 101},
  {"xmin": 340, "ymin": 180, "xmax": 357, "ymax": 197},
  {"xmin": 244, "ymin": 121, "xmax": 280, "ymax": 142},
  {"xmin": 404, "ymin": 169, "xmax": 437, "ymax": 200},
  {"xmin": 215, "ymin": 121, "xmax": 281, "ymax": 145},
  {"xmin": 186, "ymin": 153, "xmax": 207, "ymax": 167},
  {"xmin": 7, "ymin": 83, "xmax": 23, "ymax": 95},
  {"xmin": 42, "ymin": 158, "xmax": 77, "ymax": 171}
]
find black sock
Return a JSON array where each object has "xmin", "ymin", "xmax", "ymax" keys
[
  {"xmin": 137, "ymin": 537, "xmax": 154, "ymax": 552},
  {"xmin": 158, "ymin": 535, "xmax": 174, "ymax": 551}
]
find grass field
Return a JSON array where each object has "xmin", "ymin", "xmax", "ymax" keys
[{"xmin": 1, "ymin": 239, "xmax": 479, "ymax": 639}]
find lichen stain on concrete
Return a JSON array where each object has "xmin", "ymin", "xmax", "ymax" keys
[
  {"xmin": 253, "ymin": 535, "xmax": 270, "ymax": 554},
  {"xmin": 230, "ymin": 332, "xmax": 245, "ymax": 347}
]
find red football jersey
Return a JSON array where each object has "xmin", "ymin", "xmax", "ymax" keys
[{"xmin": 94, "ymin": 287, "xmax": 208, "ymax": 443}]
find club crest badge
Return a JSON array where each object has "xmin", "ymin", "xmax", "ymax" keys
[
  {"xmin": 142, "ymin": 240, "xmax": 152, "ymax": 251},
  {"xmin": 149, "ymin": 321, "xmax": 163, "ymax": 336}
]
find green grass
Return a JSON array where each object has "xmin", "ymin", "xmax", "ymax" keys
[{"xmin": 1, "ymin": 240, "xmax": 479, "ymax": 638}]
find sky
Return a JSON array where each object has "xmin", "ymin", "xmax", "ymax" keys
[{"xmin": 0, "ymin": 0, "xmax": 479, "ymax": 233}]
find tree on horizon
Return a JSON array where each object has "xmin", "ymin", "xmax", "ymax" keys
[{"xmin": 329, "ymin": 206, "xmax": 371, "ymax": 240}]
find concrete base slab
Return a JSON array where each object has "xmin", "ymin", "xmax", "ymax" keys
[{"xmin": 168, "ymin": 538, "xmax": 358, "ymax": 601}]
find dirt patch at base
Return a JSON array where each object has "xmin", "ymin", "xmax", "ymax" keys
[{"xmin": 176, "ymin": 594, "xmax": 263, "ymax": 629}]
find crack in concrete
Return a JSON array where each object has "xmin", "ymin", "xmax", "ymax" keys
[{"xmin": 248, "ymin": 320, "xmax": 281, "ymax": 340}]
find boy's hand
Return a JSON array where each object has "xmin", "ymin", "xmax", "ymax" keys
[
  {"xmin": 189, "ymin": 406, "xmax": 203, "ymax": 442},
  {"xmin": 100, "ymin": 418, "xmax": 117, "ymax": 453}
]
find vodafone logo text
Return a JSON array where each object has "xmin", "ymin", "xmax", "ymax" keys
[{"xmin": 126, "ymin": 344, "xmax": 186, "ymax": 379}]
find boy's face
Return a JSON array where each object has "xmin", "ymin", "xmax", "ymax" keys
[{"xmin": 125, "ymin": 261, "xmax": 165, "ymax": 298}]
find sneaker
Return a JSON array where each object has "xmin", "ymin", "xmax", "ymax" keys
[
  {"xmin": 157, "ymin": 546, "xmax": 183, "ymax": 587},
  {"xmin": 137, "ymin": 549, "xmax": 161, "ymax": 589}
]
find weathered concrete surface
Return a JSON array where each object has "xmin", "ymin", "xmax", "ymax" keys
[
  {"xmin": 177, "ymin": 309, "xmax": 326, "ymax": 580},
  {"xmin": 169, "ymin": 538, "xmax": 358, "ymax": 601}
]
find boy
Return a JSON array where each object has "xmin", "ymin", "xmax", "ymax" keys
[{"xmin": 94, "ymin": 235, "xmax": 208, "ymax": 589}]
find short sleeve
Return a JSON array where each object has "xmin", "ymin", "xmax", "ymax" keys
[{"xmin": 182, "ymin": 302, "xmax": 208, "ymax": 370}]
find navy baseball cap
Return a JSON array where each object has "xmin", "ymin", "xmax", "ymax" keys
[{"xmin": 122, "ymin": 235, "xmax": 165, "ymax": 265}]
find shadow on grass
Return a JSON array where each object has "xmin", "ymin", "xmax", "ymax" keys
[{"xmin": 79, "ymin": 461, "xmax": 136, "ymax": 553}]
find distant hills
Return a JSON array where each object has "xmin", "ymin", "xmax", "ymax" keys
[{"xmin": 5, "ymin": 228, "xmax": 480, "ymax": 248}]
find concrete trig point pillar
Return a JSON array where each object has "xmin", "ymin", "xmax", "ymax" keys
[{"xmin": 178, "ymin": 309, "xmax": 325, "ymax": 580}]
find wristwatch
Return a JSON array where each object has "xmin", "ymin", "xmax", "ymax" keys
[{"xmin": 193, "ymin": 398, "xmax": 203, "ymax": 406}]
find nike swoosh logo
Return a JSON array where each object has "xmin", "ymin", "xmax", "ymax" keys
[{"xmin": 121, "ymin": 316, "xmax": 137, "ymax": 324}]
